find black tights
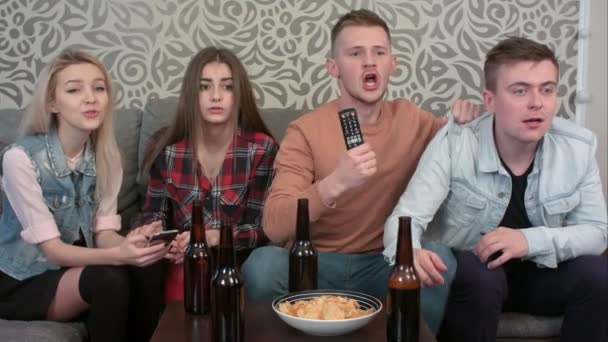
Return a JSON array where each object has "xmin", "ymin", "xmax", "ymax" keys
[{"xmin": 78, "ymin": 263, "xmax": 164, "ymax": 342}]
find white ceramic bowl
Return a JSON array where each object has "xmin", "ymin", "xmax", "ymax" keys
[{"xmin": 272, "ymin": 289, "xmax": 382, "ymax": 336}]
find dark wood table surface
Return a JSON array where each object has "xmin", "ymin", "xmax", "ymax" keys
[{"xmin": 151, "ymin": 300, "xmax": 436, "ymax": 342}]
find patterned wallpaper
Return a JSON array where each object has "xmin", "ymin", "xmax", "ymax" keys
[{"xmin": 0, "ymin": 0, "xmax": 580, "ymax": 118}]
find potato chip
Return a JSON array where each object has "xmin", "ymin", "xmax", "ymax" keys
[{"xmin": 277, "ymin": 295, "xmax": 375, "ymax": 320}]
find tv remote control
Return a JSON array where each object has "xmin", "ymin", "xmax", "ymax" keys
[{"xmin": 338, "ymin": 108, "xmax": 364, "ymax": 150}]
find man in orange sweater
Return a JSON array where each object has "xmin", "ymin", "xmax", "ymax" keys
[{"xmin": 242, "ymin": 9, "xmax": 478, "ymax": 334}]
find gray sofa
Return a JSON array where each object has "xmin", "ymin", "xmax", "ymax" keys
[{"xmin": 0, "ymin": 97, "xmax": 565, "ymax": 341}]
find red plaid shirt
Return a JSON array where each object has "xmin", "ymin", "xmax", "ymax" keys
[{"xmin": 142, "ymin": 129, "xmax": 278, "ymax": 250}]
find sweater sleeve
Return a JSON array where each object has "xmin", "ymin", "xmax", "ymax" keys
[{"xmin": 262, "ymin": 121, "xmax": 334, "ymax": 243}]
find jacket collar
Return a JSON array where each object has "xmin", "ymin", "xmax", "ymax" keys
[{"xmin": 45, "ymin": 126, "xmax": 96, "ymax": 177}]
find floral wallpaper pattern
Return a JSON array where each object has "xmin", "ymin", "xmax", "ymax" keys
[{"xmin": 0, "ymin": 0, "xmax": 580, "ymax": 118}]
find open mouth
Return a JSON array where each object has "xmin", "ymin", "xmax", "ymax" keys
[{"xmin": 363, "ymin": 73, "xmax": 379, "ymax": 89}]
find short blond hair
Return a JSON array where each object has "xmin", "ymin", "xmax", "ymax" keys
[{"xmin": 330, "ymin": 9, "xmax": 391, "ymax": 55}]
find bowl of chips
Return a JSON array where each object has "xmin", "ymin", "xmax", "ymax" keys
[{"xmin": 272, "ymin": 289, "xmax": 382, "ymax": 336}]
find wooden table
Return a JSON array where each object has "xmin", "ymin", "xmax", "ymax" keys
[{"xmin": 151, "ymin": 300, "xmax": 436, "ymax": 342}]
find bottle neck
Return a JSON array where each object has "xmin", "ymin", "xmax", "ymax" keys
[
  {"xmin": 295, "ymin": 198, "xmax": 310, "ymax": 241},
  {"xmin": 190, "ymin": 201, "xmax": 206, "ymax": 244},
  {"xmin": 395, "ymin": 217, "xmax": 414, "ymax": 266},
  {"xmin": 163, "ymin": 201, "xmax": 174, "ymax": 230},
  {"xmin": 218, "ymin": 224, "xmax": 235, "ymax": 268}
]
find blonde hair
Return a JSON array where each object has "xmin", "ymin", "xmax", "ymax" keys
[{"xmin": 20, "ymin": 49, "xmax": 122, "ymax": 201}]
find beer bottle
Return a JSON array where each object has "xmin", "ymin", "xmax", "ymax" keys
[
  {"xmin": 289, "ymin": 198, "xmax": 318, "ymax": 292},
  {"xmin": 162, "ymin": 200, "xmax": 174, "ymax": 229},
  {"xmin": 211, "ymin": 220, "xmax": 244, "ymax": 342},
  {"xmin": 387, "ymin": 216, "xmax": 420, "ymax": 342},
  {"xmin": 184, "ymin": 198, "xmax": 211, "ymax": 315}
]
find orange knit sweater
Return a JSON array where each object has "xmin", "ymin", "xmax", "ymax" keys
[{"xmin": 263, "ymin": 99, "xmax": 443, "ymax": 254}]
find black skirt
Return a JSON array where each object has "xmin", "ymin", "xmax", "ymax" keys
[{"xmin": 0, "ymin": 268, "xmax": 68, "ymax": 320}]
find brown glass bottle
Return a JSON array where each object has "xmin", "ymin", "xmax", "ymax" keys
[
  {"xmin": 163, "ymin": 200, "xmax": 174, "ymax": 230},
  {"xmin": 211, "ymin": 221, "xmax": 244, "ymax": 342},
  {"xmin": 387, "ymin": 216, "xmax": 420, "ymax": 342},
  {"xmin": 184, "ymin": 199, "xmax": 211, "ymax": 315},
  {"xmin": 289, "ymin": 198, "xmax": 318, "ymax": 292}
]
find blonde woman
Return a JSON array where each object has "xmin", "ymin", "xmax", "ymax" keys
[{"xmin": 0, "ymin": 49, "xmax": 168, "ymax": 342}]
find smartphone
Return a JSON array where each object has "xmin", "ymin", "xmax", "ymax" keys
[{"xmin": 147, "ymin": 229, "xmax": 179, "ymax": 246}]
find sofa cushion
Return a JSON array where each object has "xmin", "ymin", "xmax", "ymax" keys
[
  {"xmin": 137, "ymin": 97, "xmax": 179, "ymax": 186},
  {"xmin": 497, "ymin": 312, "xmax": 562, "ymax": 338},
  {"xmin": 0, "ymin": 319, "xmax": 87, "ymax": 342},
  {"xmin": 260, "ymin": 108, "xmax": 302, "ymax": 143},
  {"xmin": 0, "ymin": 108, "xmax": 22, "ymax": 152},
  {"xmin": 0, "ymin": 108, "xmax": 23, "ymax": 218},
  {"xmin": 112, "ymin": 107, "xmax": 143, "ymax": 229}
]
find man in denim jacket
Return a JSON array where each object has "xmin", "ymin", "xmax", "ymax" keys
[{"xmin": 383, "ymin": 37, "xmax": 607, "ymax": 342}]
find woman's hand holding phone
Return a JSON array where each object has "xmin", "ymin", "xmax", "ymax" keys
[
  {"xmin": 164, "ymin": 229, "xmax": 221, "ymax": 264},
  {"xmin": 115, "ymin": 231, "xmax": 169, "ymax": 267},
  {"xmin": 117, "ymin": 221, "xmax": 169, "ymax": 267},
  {"xmin": 147, "ymin": 230, "xmax": 179, "ymax": 246},
  {"xmin": 166, "ymin": 231, "xmax": 190, "ymax": 264}
]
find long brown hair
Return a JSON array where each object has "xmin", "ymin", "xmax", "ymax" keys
[
  {"xmin": 143, "ymin": 47, "xmax": 272, "ymax": 173},
  {"xmin": 20, "ymin": 49, "xmax": 121, "ymax": 201}
]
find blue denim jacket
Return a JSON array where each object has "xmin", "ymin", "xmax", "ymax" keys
[
  {"xmin": 0, "ymin": 128, "xmax": 97, "ymax": 280},
  {"xmin": 383, "ymin": 113, "xmax": 607, "ymax": 268}
]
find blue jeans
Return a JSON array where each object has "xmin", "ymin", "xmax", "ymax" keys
[{"xmin": 242, "ymin": 241, "xmax": 456, "ymax": 335}]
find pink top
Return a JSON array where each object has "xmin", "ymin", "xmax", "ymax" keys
[{"xmin": 1, "ymin": 147, "xmax": 122, "ymax": 244}]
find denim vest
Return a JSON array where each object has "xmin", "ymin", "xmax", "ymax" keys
[
  {"xmin": 0, "ymin": 128, "xmax": 97, "ymax": 280},
  {"xmin": 384, "ymin": 113, "xmax": 607, "ymax": 268}
]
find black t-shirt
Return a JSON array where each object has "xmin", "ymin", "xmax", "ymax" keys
[{"xmin": 499, "ymin": 161, "xmax": 534, "ymax": 229}]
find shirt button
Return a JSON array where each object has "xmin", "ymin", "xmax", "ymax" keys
[{"xmin": 498, "ymin": 192, "xmax": 506, "ymax": 199}]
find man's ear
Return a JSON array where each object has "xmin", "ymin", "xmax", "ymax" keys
[
  {"xmin": 390, "ymin": 55, "xmax": 397, "ymax": 74},
  {"xmin": 326, "ymin": 57, "xmax": 339, "ymax": 79},
  {"xmin": 482, "ymin": 89, "xmax": 495, "ymax": 113}
]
